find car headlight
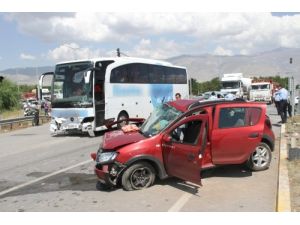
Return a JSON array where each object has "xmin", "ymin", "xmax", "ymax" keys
[{"xmin": 97, "ymin": 152, "xmax": 118, "ymax": 164}]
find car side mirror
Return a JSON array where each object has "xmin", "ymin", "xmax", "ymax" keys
[{"xmin": 162, "ymin": 135, "xmax": 171, "ymax": 143}]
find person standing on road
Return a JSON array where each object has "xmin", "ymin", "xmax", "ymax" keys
[
  {"xmin": 278, "ymin": 85, "xmax": 289, "ymax": 123},
  {"xmin": 273, "ymin": 88, "xmax": 281, "ymax": 115},
  {"xmin": 209, "ymin": 92, "xmax": 218, "ymax": 100}
]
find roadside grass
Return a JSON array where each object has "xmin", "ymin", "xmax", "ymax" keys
[{"xmin": 0, "ymin": 108, "xmax": 23, "ymax": 120}]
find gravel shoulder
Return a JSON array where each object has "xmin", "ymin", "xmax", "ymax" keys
[{"xmin": 286, "ymin": 115, "xmax": 300, "ymax": 211}]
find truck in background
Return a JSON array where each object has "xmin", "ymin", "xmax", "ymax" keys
[
  {"xmin": 220, "ymin": 73, "xmax": 252, "ymax": 99},
  {"xmin": 249, "ymin": 79, "xmax": 275, "ymax": 104}
]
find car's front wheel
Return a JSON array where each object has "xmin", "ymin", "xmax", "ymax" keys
[
  {"xmin": 121, "ymin": 162, "xmax": 156, "ymax": 191},
  {"xmin": 246, "ymin": 142, "xmax": 271, "ymax": 171}
]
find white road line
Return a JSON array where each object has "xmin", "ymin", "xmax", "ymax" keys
[
  {"xmin": 0, "ymin": 159, "xmax": 93, "ymax": 197},
  {"xmin": 168, "ymin": 193, "xmax": 193, "ymax": 212}
]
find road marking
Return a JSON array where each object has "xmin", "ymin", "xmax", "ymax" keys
[
  {"xmin": 277, "ymin": 124, "xmax": 291, "ymax": 211},
  {"xmin": 0, "ymin": 159, "xmax": 93, "ymax": 197},
  {"xmin": 168, "ymin": 193, "xmax": 193, "ymax": 212}
]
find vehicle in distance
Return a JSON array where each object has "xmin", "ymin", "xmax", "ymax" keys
[
  {"xmin": 249, "ymin": 80, "xmax": 274, "ymax": 104},
  {"xmin": 203, "ymin": 91, "xmax": 225, "ymax": 100},
  {"xmin": 91, "ymin": 99, "xmax": 275, "ymax": 191},
  {"xmin": 220, "ymin": 73, "xmax": 252, "ymax": 99}
]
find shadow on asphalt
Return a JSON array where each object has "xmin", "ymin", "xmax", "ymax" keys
[
  {"xmin": 155, "ymin": 164, "xmax": 252, "ymax": 195},
  {"xmin": 200, "ymin": 164, "xmax": 252, "ymax": 179},
  {"xmin": 1, "ymin": 171, "xmax": 99, "ymax": 198},
  {"xmin": 1, "ymin": 165, "xmax": 252, "ymax": 198}
]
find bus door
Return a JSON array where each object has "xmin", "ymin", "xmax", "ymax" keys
[{"xmin": 94, "ymin": 61, "xmax": 114, "ymax": 127}]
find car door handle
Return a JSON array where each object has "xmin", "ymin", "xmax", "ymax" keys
[
  {"xmin": 187, "ymin": 153, "xmax": 195, "ymax": 161},
  {"xmin": 162, "ymin": 144, "xmax": 174, "ymax": 149},
  {"xmin": 248, "ymin": 132, "xmax": 259, "ymax": 138}
]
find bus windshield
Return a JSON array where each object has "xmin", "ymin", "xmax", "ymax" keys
[
  {"xmin": 52, "ymin": 61, "xmax": 93, "ymax": 108},
  {"xmin": 140, "ymin": 103, "xmax": 182, "ymax": 137}
]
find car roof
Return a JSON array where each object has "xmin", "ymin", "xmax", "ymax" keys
[
  {"xmin": 168, "ymin": 98, "xmax": 262, "ymax": 112},
  {"xmin": 168, "ymin": 99, "xmax": 198, "ymax": 112}
]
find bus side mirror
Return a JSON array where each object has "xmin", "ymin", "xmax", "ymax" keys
[{"xmin": 84, "ymin": 71, "xmax": 91, "ymax": 84}]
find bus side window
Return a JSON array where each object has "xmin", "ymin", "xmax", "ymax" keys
[
  {"xmin": 120, "ymin": 68, "xmax": 128, "ymax": 83},
  {"xmin": 111, "ymin": 65, "xmax": 129, "ymax": 83},
  {"xmin": 129, "ymin": 63, "xmax": 149, "ymax": 83},
  {"xmin": 150, "ymin": 65, "xmax": 164, "ymax": 83}
]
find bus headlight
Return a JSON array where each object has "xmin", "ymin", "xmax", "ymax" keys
[{"xmin": 97, "ymin": 152, "xmax": 118, "ymax": 164}]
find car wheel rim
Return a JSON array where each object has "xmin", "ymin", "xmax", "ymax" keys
[
  {"xmin": 251, "ymin": 145, "xmax": 270, "ymax": 168},
  {"xmin": 130, "ymin": 167, "xmax": 152, "ymax": 189}
]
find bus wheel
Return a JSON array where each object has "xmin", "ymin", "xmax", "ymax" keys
[{"xmin": 117, "ymin": 111, "xmax": 129, "ymax": 129}]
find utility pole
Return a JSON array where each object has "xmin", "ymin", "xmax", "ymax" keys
[
  {"xmin": 289, "ymin": 57, "xmax": 295, "ymax": 116},
  {"xmin": 117, "ymin": 48, "xmax": 120, "ymax": 57}
]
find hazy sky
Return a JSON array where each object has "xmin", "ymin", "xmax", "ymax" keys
[{"xmin": 1, "ymin": 12, "xmax": 300, "ymax": 70}]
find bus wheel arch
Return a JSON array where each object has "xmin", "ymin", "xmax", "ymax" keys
[{"xmin": 117, "ymin": 111, "xmax": 129, "ymax": 128}]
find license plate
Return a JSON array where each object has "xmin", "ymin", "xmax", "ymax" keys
[{"xmin": 62, "ymin": 124, "xmax": 79, "ymax": 129}]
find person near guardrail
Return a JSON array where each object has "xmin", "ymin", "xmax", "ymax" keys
[
  {"xmin": 44, "ymin": 100, "xmax": 49, "ymax": 116},
  {"xmin": 32, "ymin": 102, "xmax": 40, "ymax": 126}
]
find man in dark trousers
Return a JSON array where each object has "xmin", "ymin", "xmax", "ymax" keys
[{"xmin": 278, "ymin": 85, "xmax": 289, "ymax": 123}]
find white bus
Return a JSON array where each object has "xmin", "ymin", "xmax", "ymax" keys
[{"xmin": 48, "ymin": 57, "xmax": 189, "ymax": 136}]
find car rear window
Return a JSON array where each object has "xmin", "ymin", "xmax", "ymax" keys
[{"xmin": 219, "ymin": 107, "xmax": 262, "ymax": 129}]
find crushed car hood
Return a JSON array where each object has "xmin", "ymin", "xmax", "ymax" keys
[{"xmin": 102, "ymin": 130, "xmax": 146, "ymax": 149}]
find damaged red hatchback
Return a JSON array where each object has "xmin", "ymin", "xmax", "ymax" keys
[{"xmin": 91, "ymin": 99, "xmax": 275, "ymax": 191}]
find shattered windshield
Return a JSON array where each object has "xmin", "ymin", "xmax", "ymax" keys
[
  {"xmin": 222, "ymin": 81, "xmax": 240, "ymax": 89},
  {"xmin": 52, "ymin": 61, "xmax": 93, "ymax": 108},
  {"xmin": 140, "ymin": 103, "xmax": 182, "ymax": 137}
]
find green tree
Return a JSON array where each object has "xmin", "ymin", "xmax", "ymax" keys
[
  {"xmin": 197, "ymin": 77, "xmax": 221, "ymax": 94},
  {"xmin": 0, "ymin": 79, "xmax": 21, "ymax": 112},
  {"xmin": 19, "ymin": 84, "xmax": 37, "ymax": 93}
]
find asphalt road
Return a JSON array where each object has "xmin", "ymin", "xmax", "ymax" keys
[{"xmin": 0, "ymin": 105, "xmax": 282, "ymax": 211}]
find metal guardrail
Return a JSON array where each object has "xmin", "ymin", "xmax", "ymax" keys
[
  {"xmin": 0, "ymin": 116, "xmax": 51, "ymax": 132},
  {"xmin": 0, "ymin": 116, "xmax": 34, "ymax": 125}
]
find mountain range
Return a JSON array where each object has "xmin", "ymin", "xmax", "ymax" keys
[{"xmin": 1, "ymin": 47, "xmax": 299, "ymax": 85}]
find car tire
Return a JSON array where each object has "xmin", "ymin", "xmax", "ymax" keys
[
  {"xmin": 121, "ymin": 162, "xmax": 156, "ymax": 191},
  {"xmin": 117, "ymin": 111, "xmax": 129, "ymax": 129},
  {"xmin": 246, "ymin": 142, "xmax": 272, "ymax": 171}
]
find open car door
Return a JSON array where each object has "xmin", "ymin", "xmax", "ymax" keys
[{"xmin": 162, "ymin": 114, "xmax": 209, "ymax": 185}]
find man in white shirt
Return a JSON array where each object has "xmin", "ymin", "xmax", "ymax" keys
[
  {"xmin": 273, "ymin": 88, "xmax": 280, "ymax": 115},
  {"xmin": 278, "ymin": 85, "xmax": 289, "ymax": 123}
]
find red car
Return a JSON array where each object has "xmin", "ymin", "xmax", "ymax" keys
[{"xmin": 91, "ymin": 99, "xmax": 275, "ymax": 191}]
